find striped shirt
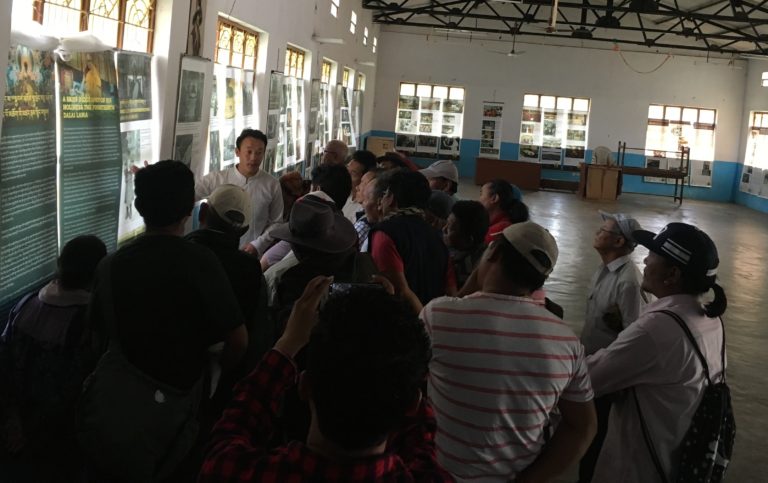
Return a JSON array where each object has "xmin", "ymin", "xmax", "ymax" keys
[{"xmin": 421, "ymin": 292, "xmax": 594, "ymax": 482}]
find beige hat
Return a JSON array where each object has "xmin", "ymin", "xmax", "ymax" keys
[
  {"xmin": 207, "ymin": 184, "xmax": 252, "ymax": 230},
  {"xmin": 419, "ymin": 159, "xmax": 459, "ymax": 183},
  {"xmin": 501, "ymin": 221, "xmax": 559, "ymax": 276}
]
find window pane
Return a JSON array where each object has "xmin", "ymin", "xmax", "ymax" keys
[
  {"xmin": 665, "ymin": 106, "xmax": 681, "ymax": 121},
  {"xmin": 416, "ymin": 84, "xmax": 432, "ymax": 97},
  {"xmin": 681, "ymin": 108, "xmax": 698, "ymax": 123},
  {"xmin": 123, "ymin": 24, "xmax": 150, "ymax": 52},
  {"xmin": 648, "ymin": 104, "xmax": 664, "ymax": 119},
  {"xmin": 573, "ymin": 98, "xmax": 590, "ymax": 111},
  {"xmin": 540, "ymin": 96, "xmax": 556, "ymax": 109},
  {"xmin": 699, "ymin": 109, "xmax": 716, "ymax": 124},
  {"xmin": 523, "ymin": 94, "xmax": 539, "ymax": 107},
  {"xmin": 449, "ymin": 87, "xmax": 464, "ymax": 100},
  {"xmin": 125, "ymin": 0, "xmax": 152, "ymax": 28},
  {"xmin": 556, "ymin": 97, "xmax": 572, "ymax": 110},
  {"xmin": 331, "ymin": 4, "xmax": 337, "ymax": 17},
  {"xmin": 400, "ymin": 83, "xmax": 415, "ymax": 96},
  {"xmin": 432, "ymin": 86, "xmax": 448, "ymax": 99},
  {"xmin": 42, "ymin": 0, "xmax": 84, "ymax": 36}
]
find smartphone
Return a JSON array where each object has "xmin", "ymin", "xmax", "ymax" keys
[{"xmin": 329, "ymin": 282, "xmax": 386, "ymax": 295}]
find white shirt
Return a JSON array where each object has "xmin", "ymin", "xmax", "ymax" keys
[
  {"xmin": 195, "ymin": 166, "xmax": 283, "ymax": 255},
  {"xmin": 342, "ymin": 195, "xmax": 362, "ymax": 223},
  {"xmin": 581, "ymin": 255, "xmax": 649, "ymax": 354},
  {"xmin": 587, "ymin": 294, "xmax": 725, "ymax": 483},
  {"xmin": 264, "ymin": 250, "xmax": 299, "ymax": 306},
  {"xmin": 421, "ymin": 292, "xmax": 594, "ymax": 482}
]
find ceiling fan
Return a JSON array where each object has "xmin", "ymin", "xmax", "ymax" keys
[{"xmin": 489, "ymin": 33, "xmax": 526, "ymax": 57}]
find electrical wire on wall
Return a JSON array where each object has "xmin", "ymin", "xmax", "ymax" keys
[{"xmin": 614, "ymin": 43, "xmax": 673, "ymax": 74}]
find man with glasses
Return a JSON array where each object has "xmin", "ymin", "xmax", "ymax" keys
[
  {"xmin": 578, "ymin": 210, "xmax": 649, "ymax": 483},
  {"xmin": 321, "ymin": 139, "xmax": 349, "ymax": 166}
]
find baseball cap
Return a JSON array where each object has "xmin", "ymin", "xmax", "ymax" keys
[
  {"xmin": 207, "ymin": 184, "xmax": 251, "ymax": 230},
  {"xmin": 501, "ymin": 221, "xmax": 559, "ymax": 276},
  {"xmin": 633, "ymin": 222, "xmax": 719, "ymax": 279},
  {"xmin": 599, "ymin": 210, "xmax": 642, "ymax": 248},
  {"xmin": 420, "ymin": 159, "xmax": 459, "ymax": 183}
]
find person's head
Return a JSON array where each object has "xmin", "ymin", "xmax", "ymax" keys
[
  {"xmin": 199, "ymin": 184, "xmax": 252, "ymax": 237},
  {"xmin": 363, "ymin": 172, "xmax": 384, "ymax": 223},
  {"xmin": 322, "ymin": 140, "xmax": 349, "ymax": 165},
  {"xmin": 355, "ymin": 167, "xmax": 383, "ymax": 204},
  {"xmin": 419, "ymin": 159, "xmax": 459, "ymax": 195},
  {"xmin": 444, "ymin": 200, "xmax": 490, "ymax": 252},
  {"xmin": 272, "ymin": 196, "xmax": 358, "ymax": 258},
  {"xmin": 311, "ymin": 163, "xmax": 353, "ymax": 209},
  {"xmin": 235, "ymin": 129, "xmax": 268, "ymax": 177},
  {"xmin": 634, "ymin": 223, "xmax": 726, "ymax": 317},
  {"xmin": 593, "ymin": 210, "xmax": 641, "ymax": 259},
  {"xmin": 280, "ymin": 171, "xmax": 311, "ymax": 219},
  {"xmin": 303, "ymin": 286, "xmax": 431, "ymax": 450},
  {"xmin": 377, "ymin": 169, "xmax": 431, "ymax": 215},
  {"xmin": 58, "ymin": 235, "xmax": 107, "ymax": 290},
  {"xmin": 347, "ymin": 150, "xmax": 377, "ymax": 190},
  {"xmin": 134, "ymin": 160, "xmax": 194, "ymax": 230},
  {"xmin": 478, "ymin": 221, "xmax": 558, "ymax": 294},
  {"xmin": 377, "ymin": 152, "xmax": 408, "ymax": 171},
  {"xmin": 479, "ymin": 179, "xmax": 528, "ymax": 223},
  {"xmin": 425, "ymin": 191, "xmax": 455, "ymax": 231}
]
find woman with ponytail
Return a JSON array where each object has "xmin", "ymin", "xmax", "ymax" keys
[
  {"xmin": 585, "ymin": 222, "xmax": 728, "ymax": 483},
  {"xmin": 478, "ymin": 179, "xmax": 529, "ymax": 244}
]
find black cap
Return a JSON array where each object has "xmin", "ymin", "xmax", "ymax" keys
[{"xmin": 633, "ymin": 222, "xmax": 719, "ymax": 280}]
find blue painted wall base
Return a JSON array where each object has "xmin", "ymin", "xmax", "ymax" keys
[{"xmin": 361, "ymin": 131, "xmax": 768, "ymax": 214}]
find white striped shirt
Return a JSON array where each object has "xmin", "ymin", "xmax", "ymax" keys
[{"xmin": 421, "ymin": 292, "xmax": 594, "ymax": 482}]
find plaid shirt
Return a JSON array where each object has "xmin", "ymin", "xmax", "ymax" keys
[{"xmin": 199, "ymin": 349, "xmax": 454, "ymax": 482}]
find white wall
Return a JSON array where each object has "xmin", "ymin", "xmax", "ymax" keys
[
  {"xmin": 737, "ymin": 59, "xmax": 768, "ymax": 164},
  {"xmin": 373, "ymin": 31, "xmax": 748, "ymax": 162}
]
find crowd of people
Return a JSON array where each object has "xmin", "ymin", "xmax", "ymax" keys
[{"xmin": 0, "ymin": 128, "xmax": 731, "ymax": 482}]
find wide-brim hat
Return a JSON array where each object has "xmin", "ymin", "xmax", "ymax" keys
[{"xmin": 271, "ymin": 195, "xmax": 357, "ymax": 253}]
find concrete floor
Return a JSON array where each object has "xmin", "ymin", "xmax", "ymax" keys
[{"xmin": 459, "ymin": 181, "xmax": 768, "ymax": 481}]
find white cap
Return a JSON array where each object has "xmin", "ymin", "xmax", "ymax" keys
[{"xmin": 419, "ymin": 159, "xmax": 459, "ymax": 183}]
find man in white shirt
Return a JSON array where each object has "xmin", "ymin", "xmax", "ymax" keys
[
  {"xmin": 195, "ymin": 129, "xmax": 283, "ymax": 256},
  {"xmin": 578, "ymin": 210, "xmax": 648, "ymax": 483},
  {"xmin": 421, "ymin": 221, "xmax": 596, "ymax": 482}
]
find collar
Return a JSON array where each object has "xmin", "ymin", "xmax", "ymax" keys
[
  {"xmin": 466, "ymin": 291, "xmax": 544, "ymax": 305},
  {"xmin": 38, "ymin": 280, "xmax": 91, "ymax": 307},
  {"xmin": 639, "ymin": 293, "xmax": 702, "ymax": 317},
  {"xmin": 605, "ymin": 254, "xmax": 632, "ymax": 273},
  {"xmin": 233, "ymin": 164, "xmax": 263, "ymax": 183}
]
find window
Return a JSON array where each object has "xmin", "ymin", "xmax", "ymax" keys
[
  {"xmin": 742, "ymin": 111, "xmax": 768, "ymax": 196},
  {"xmin": 343, "ymin": 67, "xmax": 354, "ymax": 89},
  {"xmin": 519, "ymin": 94, "xmax": 591, "ymax": 165},
  {"xmin": 373, "ymin": 36, "xmax": 377, "ymax": 53},
  {"xmin": 350, "ymin": 10, "xmax": 357, "ymax": 34},
  {"xmin": 645, "ymin": 104, "xmax": 716, "ymax": 162},
  {"xmin": 363, "ymin": 27, "xmax": 369, "ymax": 45},
  {"xmin": 284, "ymin": 45, "xmax": 306, "ymax": 79},
  {"xmin": 321, "ymin": 60, "xmax": 333, "ymax": 84},
  {"xmin": 762, "ymin": 72, "xmax": 768, "ymax": 87},
  {"xmin": 395, "ymin": 82, "xmax": 465, "ymax": 156},
  {"xmin": 31, "ymin": 0, "xmax": 156, "ymax": 52},
  {"xmin": 216, "ymin": 19, "xmax": 259, "ymax": 69},
  {"xmin": 330, "ymin": 0, "xmax": 340, "ymax": 17},
  {"xmin": 356, "ymin": 73, "xmax": 365, "ymax": 91}
]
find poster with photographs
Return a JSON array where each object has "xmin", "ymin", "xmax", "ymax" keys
[
  {"xmin": 540, "ymin": 110, "xmax": 562, "ymax": 168},
  {"xmin": 689, "ymin": 160, "xmax": 713, "ymax": 187},
  {"xmin": 479, "ymin": 101, "xmax": 503, "ymax": 158},
  {"xmin": 242, "ymin": 70, "xmax": 255, "ymax": 117},
  {"xmin": 173, "ymin": 56, "xmax": 212, "ymax": 178},
  {"xmin": 264, "ymin": 71, "xmax": 285, "ymax": 173},
  {"xmin": 307, "ymin": 79, "xmax": 323, "ymax": 173},
  {"xmin": 760, "ymin": 169, "xmax": 768, "ymax": 198},
  {"xmin": 416, "ymin": 135, "xmax": 439, "ymax": 156},
  {"xmin": 564, "ymin": 146, "xmax": 586, "ymax": 166},
  {"xmin": 352, "ymin": 90, "xmax": 363, "ymax": 149},
  {"xmin": 117, "ymin": 52, "xmax": 155, "ymax": 241},
  {"xmin": 644, "ymin": 156, "xmax": 670, "ymax": 184},
  {"xmin": 740, "ymin": 164, "xmax": 754, "ymax": 193},
  {"xmin": 396, "ymin": 134, "xmax": 417, "ymax": 152},
  {"xmin": 439, "ymin": 136, "xmax": 461, "ymax": 158},
  {"xmin": 338, "ymin": 87, "xmax": 356, "ymax": 148},
  {"xmin": 320, "ymin": 83, "xmax": 332, "ymax": 147},
  {"xmin": 564, "ymin": 111, "xmax": 588, "ymax": 167},
  {"xmin": 519, "ymin": 107, "xmax": 542, "ymax": 163}
]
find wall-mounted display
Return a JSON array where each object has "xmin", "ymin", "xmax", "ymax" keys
[
  {"xmin": 479, "ymin": 101, "xmax": 503, "ymax": 158},
  {"xmin": 518, "ymin": 94, "xmax": 590, "ymax": 168}
]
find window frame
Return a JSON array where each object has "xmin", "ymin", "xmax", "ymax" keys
[
  {"xmin": 350, "ymin": 10, "xmax": 357, "ymax": 34},
  {"xmin": 321, "ymin": 60, "xmax": 333, "ymax": 84},
  {"xmin": 32, "ymin": 0, "xmax": 157, "ymax": 53},
  {"xmin": 215, "ymin": 18, "xmax": 260, "ymax": 70},
  {"xmin": 330, "ymin": 0, "xmax": 340, "ymax": 17},
  {"xmin": 284, "ymin": 45, "xmax": 306, "ymax": 79}
]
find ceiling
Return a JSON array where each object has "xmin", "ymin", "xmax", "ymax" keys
[{"xmin": 363, "ymin": 0, "xmax": 768, "ymax": 57}]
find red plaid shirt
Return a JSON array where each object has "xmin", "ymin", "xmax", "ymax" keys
[{"xmin": 198, "ymin": 349, "xmax": 454, "ymax": 482}]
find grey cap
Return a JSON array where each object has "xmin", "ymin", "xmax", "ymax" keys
[{"xmin": 599, "ymin": 210, "xmax": 642, "ymax": 248}]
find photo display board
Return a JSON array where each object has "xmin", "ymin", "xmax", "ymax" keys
[
  {"xmin": 395, "ymin": 83, "xmax": 463, "ymax": 159},
  {"xmin": 740, "ymin": 111, "xmax": 768, "ymax": 198},
  {"xmin": 518, "ymin": 94, "xmax": 590, "ymax": 168},
  {"xmin": 480, "ymin": 102, "xmax": 503, "ymax": 158},
  {"xmin": 644, "ymin": 104, "xmax": 714, "ymax": 187}
]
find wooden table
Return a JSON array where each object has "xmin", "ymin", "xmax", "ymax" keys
[{"xmin": 474, "ymin": 157, "xmax": 542, "ymax": 190}]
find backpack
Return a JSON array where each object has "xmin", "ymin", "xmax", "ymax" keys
[{"xmin": 635, "ymin": 309, "xmax": 735, "ymax": 483}]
